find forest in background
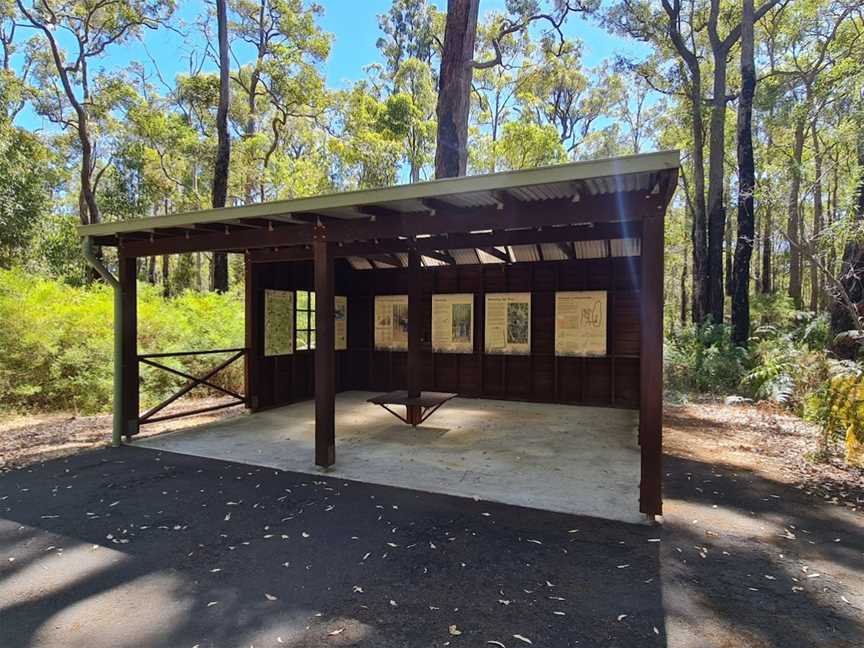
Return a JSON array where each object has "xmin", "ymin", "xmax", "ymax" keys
[{"xmin": 0, "ymin": 0, "xmax": 862, "ymax": 463}]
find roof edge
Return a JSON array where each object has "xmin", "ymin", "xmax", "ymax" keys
[{"xmin": 79, "ymin": 149, "xmax": 680, "ymax": 238}]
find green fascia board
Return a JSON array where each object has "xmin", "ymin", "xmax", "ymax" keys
[{"xmin": 79, "ymin": 150, "xmax": 680, "ymax": 238}]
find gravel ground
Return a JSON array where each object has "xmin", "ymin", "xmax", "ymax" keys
[{"xmin": 0, "ymin": 402, "xmax": 861, "ymax": 647}]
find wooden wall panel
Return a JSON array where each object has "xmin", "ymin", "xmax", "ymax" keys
[{"xmin": 249, "ymin": 256, "xmax": 644, "ymax": 410}]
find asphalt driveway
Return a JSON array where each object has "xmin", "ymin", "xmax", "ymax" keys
[{"xmin": 0, "ymin": 445, "xmax": 861, "ymax": 647}]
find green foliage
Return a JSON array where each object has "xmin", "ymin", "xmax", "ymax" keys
[
  {"xmin": 0, "ymin": 120, "xmax": 55, "ymax": 267},
  {"xmin": 805, "ymin": 361, "xmax": 864, "ymax": 464},
  {"xmin": 665, "ymin": 323, "xmax": 749, "ymax": 394},
  {"xmin": 0, "ymin": 269, "xmax": 243, "ymax": 415}
]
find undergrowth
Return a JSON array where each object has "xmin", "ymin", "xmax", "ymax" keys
[{"xmin": 0, "ymin": 269, "xmax": 244, "ymax": 415}]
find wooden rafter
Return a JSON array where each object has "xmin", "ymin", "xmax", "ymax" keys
[{"xmin": 118, "ymin": 192, "xmax": 659, "ymax": 258}]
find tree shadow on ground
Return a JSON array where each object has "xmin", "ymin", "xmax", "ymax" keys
[
  {"xmin": 1, "ymin": 442, "xmax": 861, "ymax": 647},
  {"xmin": 661, "ymin": 451, "xmax": 863, "ymax": 647},
  {"xmin": 0, "ymin": 446, "xmax": 665, "ymax": 647}
]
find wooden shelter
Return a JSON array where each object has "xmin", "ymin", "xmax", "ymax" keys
[{"xmin": 81, "ymin": 151, "xmax": 679, "ymax": 518}]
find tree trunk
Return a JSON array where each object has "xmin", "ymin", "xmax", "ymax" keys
[
  {"xmin": 830, "ymin": 134, "xmax": 864, "ymax": 344},
  {"xmin": 211, "ymin": 0, "xmax": 231, "ymax": 292},
  {"xmin": 787, "ymin": 115, "xmax": 806, "ymax": 309},
  {"xmin": 434, "ymin": 0, "xmax": 480, "ymax": 179},
  {"xmin": 732, "ymin": 0, "xmax": 756, "ymax": 347},
  {"xmin": 147, "ymin": 256, "xmax": 157, "ymax": 284},
  {"xmin": 810, "ymin": 123, "xmax": 823, "ymax": 312},
  {"xmin": 706, "ymin": 53, "xmax": 728, "ymax": 323},
  {"xmin": 689, "ymin": 90, "xmax": 709, "ymax": 324},
  {"xmin": 725, "ymin": 207, "xmax": 733, "ymax": 297},
  {"xmin": 761, "ymin": 210, "xmax": 772, "ymax": 293},
  {"xmin": 162, "ymin": 255, "xmax": 170, "ymax": 298},
  {"xmin": 681, "ymin": 250, "xmax": 689, "ymax": 327}
]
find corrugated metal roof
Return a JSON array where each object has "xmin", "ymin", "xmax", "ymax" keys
[
  {"xmin": 450, "ymin": 248, "xmax": 480, "ymax": 265},
  {"xmin": 610, "ymin": 238, "xmax": 641, "ymax": 257},
  {"xmin": 539, "ymin": 243, "xmax": 569, "ymax": 261},
  {"xmin": 476, "ymin": 247, "xmax": 507, "ymax": 264},
  {"xmin": 574, "ymin": 240, "xmax": 608, "ymax": 260},
  {"xmin": 349, "ymin": 235, "xmax": 646, "ymax": 270},
  {"xmin": 79, "ymin": 150, "xmax": 679, "ymax": 238}
]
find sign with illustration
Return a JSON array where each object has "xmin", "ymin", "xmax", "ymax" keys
[
  {"xmin": 374, "ymin": 295, "xmax": 409, "ymax": 350},
  {"xmin": 431, "ymin": 293, "xmax": 474, "ymax": 353},
  {"xmin": 485, "ymin": 292, "xmax": 531, "ymax": 355},
  {"xmin": 335, "ymin": 295, "xmax": 347, "ymax": 350},
  {"xmin": 264, "ymin": 289, "xmax": 294, "ymax": 356},
  {"xmin": 555, "ymin": 291, "xmax": 607, "ymax": 356}
]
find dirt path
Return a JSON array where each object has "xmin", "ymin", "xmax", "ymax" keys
[{"xmin": 0, "ymin": 398, "xmax": 244, "ymax": 472}]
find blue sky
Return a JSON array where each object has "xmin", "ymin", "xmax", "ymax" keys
[{"xmin": 17, "ymin": 0, "xmax": 646, "ymax": 131}]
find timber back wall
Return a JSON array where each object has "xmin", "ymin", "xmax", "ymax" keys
[{"xmin": 246, "ymin": 255, "xmax": 643, "ymax": 411}]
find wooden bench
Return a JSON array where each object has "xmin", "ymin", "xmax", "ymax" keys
[{"xmin": 367, "ymin": 390, "xmax": 457, "ymax": 426}]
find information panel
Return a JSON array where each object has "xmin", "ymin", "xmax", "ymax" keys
[
  {"xmin": 555, "ymin": 290, "xmax": 607, "ymax": 356},
  {"xmin": 335, "ymin": 295, "xmax": 348, "ymax": 350},
  {"xmin": 484, "ymin": 292, "xmax": 531, "ymax": 355},
  {"xmin": 431, "ymin": 294, "xmax": 474, "ymax": 353},
  {"xmin": 264, "ymin": 289, "xmax": 294, "ymax": 357},
  {"xmin": 374, "ymin": 295, "xmax": 409, "ymax": 350}
]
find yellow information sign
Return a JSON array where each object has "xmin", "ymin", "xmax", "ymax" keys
[
  {"xmin": 264, "ymin": 289, "xmax": 294, "ymax": 357},
  {"xmin": 335, "ymin": 295, "xmax": 347, "ymax": 350},
  {"xmin": 431, "ymin": 294, "xmax": 474, "ymax": 353},
  {"xmin": 484, "ymin": 292, "xmax": 531, "ymax": 355},
  {"xmin": 374, "ymin": 295, "xmax": 408, "ymax": 350},
  {"xmin": 555, "ymin": 290, "xmax": 607, "ymax": 356}
]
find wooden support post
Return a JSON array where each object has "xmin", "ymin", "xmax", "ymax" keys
[
  {"xmin": 118, "ymin": 255, "xmax": 139, "ymax": 441},
  {"xmin": 314, "ymin": 226, "xmax": 336, "ymax": 466},
  {"xmin": 639, "ymin": 212, "xmax": 664, "ymax": 517},
  {"xmin": 244, "ymin": 252, "xmax": 257, "ymax": 410},
  {"xmin": 407, "ymin": 248, "xmax": 422, "ymax": 425}
]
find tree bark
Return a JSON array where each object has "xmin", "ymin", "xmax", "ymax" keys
[
  {"xmin": 732, "ymin": 0, "xmax": 756, "ymax": 346},
  {"xmin": 830, "ymin": 133, "xmax": 864, "ymax": 345},
  {"xmin": 761, "ymin": 209, "xmax": 772, "ymax": 293},
  {"xmin": 688, "ymin": 92, "xmax": 709, "ymax": 323},
  {"xmin": 787, "ymin": 115, "xmax": 806, "ymax": 308},
  {"xmin": 147, "ymin": 256, "xmax": 157, "ymax": 284},
  {"xmin": 162, "ymin": 255, "xmax": 170, "ymax": 298},
  {"xmin": 211, "ymin": 0, "xmax": 231, "ymax": 292},
  {"xmin": 810, "ymin": 122, "xmax": 823, "ymax": 312},
  {"xmin": 724, "ymin": 203, "xmax": 733, "ymax": 297},
  {"xmin": 706, "ymin": 47, "xmax": 728, "ymax": 323},
  {"xmin": 434, "ymin": 0, "xmax": 480, "ymax": 179}
]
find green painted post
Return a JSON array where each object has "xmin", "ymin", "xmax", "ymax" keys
[{"xmin": 82, "ymin": 237, "xmax": 124, "ymax": 447}]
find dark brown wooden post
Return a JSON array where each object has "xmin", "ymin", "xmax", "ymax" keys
[
  {"xmin": 243, "ymin": 252, "xmax": 257, "ymax": 410},
  {"xmin": 406, "ymin": 248, "xmax": 422, "ymax": 424},
  {"xmin": 119, "ymin": 255, "xmax": 139, "ymax": 441},
  {"xmin": 314, "ymin": 226, "xmax": 336, "ymax": 466},
  {"xmin": 639, "ymin": 211, "xmax": 664, "ymax": 517}
]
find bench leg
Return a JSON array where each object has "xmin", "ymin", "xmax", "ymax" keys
[{"xmin": 406, "ymin": 405, "xmax": 422, "ymax": 426}]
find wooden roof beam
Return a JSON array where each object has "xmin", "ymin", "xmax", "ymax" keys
[
  {"xmin": 120, "ymin": 192, "xmax": 658, "ymax": 258},
  {"xmin": 247, "ymin": 222, "xmax": 640, "ymax": 264}
]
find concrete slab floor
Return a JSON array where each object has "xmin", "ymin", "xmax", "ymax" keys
[{"xmin": 136, "ymin": 391, "xmax": 644, "ymax": 524}]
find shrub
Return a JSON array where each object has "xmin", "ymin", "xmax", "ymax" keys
[
  {"xmin": 0, "ymin": 269, "xmax": 243, "ymax": 415},
  {"xmin": 743, "ymin": 324, "xmax": 832, "ymax": 408},
  {"xmin": 805, "ymin": 361, "xmax": 864, "ymax": 464},
  {"xmin": 665, "ymin": 323, "xmax": 749, "ymax": 394}
]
